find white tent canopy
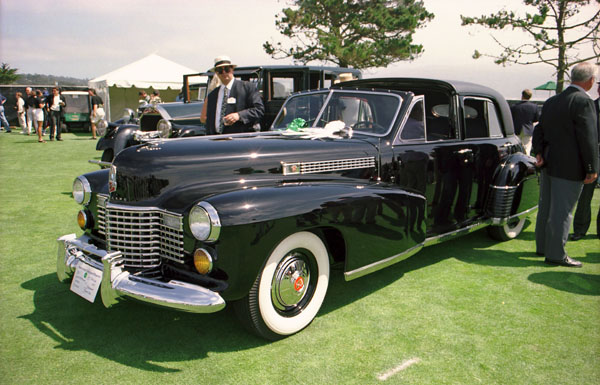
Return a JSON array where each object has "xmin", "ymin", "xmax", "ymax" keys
[
  {"xmin": 88, "ymin": 54, "xmax": 198, "ymax": 120},
  {"xmin": 89, "ymin": 54, "xmax": 197, "ymax": 89}
]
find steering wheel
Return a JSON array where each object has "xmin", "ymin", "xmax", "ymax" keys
[{"xmin": 352, "ymin": 121, "xmax": 385, "ymax": 133}]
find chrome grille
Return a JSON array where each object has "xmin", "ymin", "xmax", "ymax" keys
[
  {"xmin": 282, "ymin": 157, "xmax": 376, "ymax": 175},
  {"xmin": 96, "ymin": 195, "xmax": 184, "ymax": 269}
]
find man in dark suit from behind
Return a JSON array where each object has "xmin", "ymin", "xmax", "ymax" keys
[
  {"xmin": 532, "ymin": 62, "xmax": 598, "ymax": 267},
  {"xmin": 205, "ymin": 55, "xmax": 264, "ymax": 135},
  {"xmin": 510, "ymin": 88, "xmax": 540, "ymax": 155},
  {"xmin": 571, "ymin": 80, "xmax": 600, "ymax": 241}
]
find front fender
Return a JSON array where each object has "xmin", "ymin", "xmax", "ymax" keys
[
  {"xmin": 486, "ymin": 153, "xmax": 539, "ymax": 219},
  {"xmin": 96, "ymin": 124, "xmax": 139, "ymax": 155},
  {"xmin": 204, "ymin": 183, "xmax": 426, "ymax": 299}
]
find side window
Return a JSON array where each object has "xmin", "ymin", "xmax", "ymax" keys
[
  {"xmin": 272, "ymin": 77, "xmax": 295, "ymax": 99},
  {"xmin": 464, "ymin": 98, "xmax": 488, "ymax": 139},
  {"xmin": 400, "ymin": 99, "xmax": 425, "ymax": 140},
  {"xmin": 486, "ymin": 100, "xmax": 503, "ymax": 137}
]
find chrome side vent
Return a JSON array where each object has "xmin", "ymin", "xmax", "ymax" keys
[{"xmin": 282, "ymin": 157, "xmax": 376, "ymax": 175}]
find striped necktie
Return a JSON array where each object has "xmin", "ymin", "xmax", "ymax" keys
[{"xmin": 218, "ymin": 86, "xmax": 229, "ymax": 133}]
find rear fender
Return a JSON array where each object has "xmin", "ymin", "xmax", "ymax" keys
[{"xmin": 486, "ymin": 153, "xmax": 539, "ymax": 220}]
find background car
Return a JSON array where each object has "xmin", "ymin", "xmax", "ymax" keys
[{"xmin": 96, "ymin": 65, "xmax": 361, "ymax": 162}]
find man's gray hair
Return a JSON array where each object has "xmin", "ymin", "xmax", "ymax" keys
[{"xmin": 571, "ymin": 62, "xmax": 597, "ymax": 83}]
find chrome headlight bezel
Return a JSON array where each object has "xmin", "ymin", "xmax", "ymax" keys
[
  {"xmin": 72, "ymin": 176, "xmax": 92, "ymax": 205},
  {"xmin": 157, "ymin": 119, "xmax": 172, "ymax": 138},
  {"xmin": 96, "ymin": 119, "xmax": 109, "ymax": 137},
  {"xmin": 189, "ymin": 202, "xmax": 221, "ymax": 242}
]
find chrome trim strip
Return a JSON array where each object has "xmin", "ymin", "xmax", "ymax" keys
[
  {"xmin": 490, "ymin": 205, "xmax": 538, "ymax": 225},
  {"xmin": 57, "ymin": 234, "xmax": 225, "ymax": 313},
  {"xmin": 344, "ymin": 243, "xmax": 423, "ymax": 281},
  {"xmin": 88, "ymin": 160, "xmax": 111, "ymax": 169},
  {"xmin": 424, "ymin": 221, "xmax": 489, "ymax": 247}
]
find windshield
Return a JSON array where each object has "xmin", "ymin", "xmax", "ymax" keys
[{"xmin": 272, "ymin": 90, "xmax": 402, "ymax": 136}]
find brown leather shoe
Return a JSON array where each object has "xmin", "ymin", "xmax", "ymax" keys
[{"xmin": 544, "ymin": 256, "xmax": 582, "ymax": 268}]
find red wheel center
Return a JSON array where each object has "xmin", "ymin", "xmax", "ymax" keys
[{"xmin": 294, "ymin": 277, "xmax": 304, "ymax": 292}]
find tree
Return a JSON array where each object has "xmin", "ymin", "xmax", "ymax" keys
[
  {"xmin": 0, "ymin": 63, "xmax": 19, "ymax": 85},
  {"xmin": 263, "ymin": 0, "xmax": 434, "ymax": 69},
  {"xmin": 461, "ymin": 0, "xmax": 600, "ymax": 93}
]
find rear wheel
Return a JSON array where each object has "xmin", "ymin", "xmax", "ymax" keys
[
  {"xmin": 234, "ymin": 231, "xmax": 330, "ymax": 340},
  {"xmin": 487, "ymin": 217, "xmax": 526, "ymax": 241}
]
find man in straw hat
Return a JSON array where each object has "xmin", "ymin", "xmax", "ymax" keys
[{"xmin": 204, "ymin": 55, "xmax": 264, "ymax": 134}]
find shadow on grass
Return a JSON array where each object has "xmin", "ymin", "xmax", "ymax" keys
[
  {"xmin": 19, "ymin": 246, "xmax": 452, "ymax": 371},
  {"xmin": 528, "ymin": 272, "xmax": 600, "ymax": 296},
  {"xmin": 18, "ymin": 227, "xmax": 595, "ymax": 370},
  {"xmin": 20, "ymin": 274, "xmax": 265, "ymax": 372}
]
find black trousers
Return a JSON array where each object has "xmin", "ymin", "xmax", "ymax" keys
[
  {"xmin": 573, "ymin": 179, "xmax": 599, "ymax": 237},
  {"xmin": 50, "ymin": 110, "xmax": 62, "ymax": 139}
]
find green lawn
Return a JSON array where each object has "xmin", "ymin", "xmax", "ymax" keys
[{"xmin": 1, "ymin": 131, "xmax": 598, "ymax": 384}]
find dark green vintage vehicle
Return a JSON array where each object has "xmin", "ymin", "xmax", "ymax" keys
[{"xmin": 57, "ymin": 78, "xmax": 538, "ymax": 340}]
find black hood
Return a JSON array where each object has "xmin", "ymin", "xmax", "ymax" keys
[{"xmin": 110, "ymin": 132, "xmax": 379, "ymax": 210}]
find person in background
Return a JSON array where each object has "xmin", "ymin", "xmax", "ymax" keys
[
  {"xmin": 0, "ymin": 92, "xmax": 11, "ymax": 132},
  {"xmin": 25, "ymin": 87, "xmax": 36, "ymax": 135},
  {"xmin": 138, "ymin": 90, "xmax": 150, "ymax": 107},
  {"xmin": 510, "ymin": 89, "xmax": 540, "ymax": 155},
  {"xmin": 532, "ymin": 62, "xmax": 598, "ymax": 267},
  {"xmin": 571, "ymin": 80, "xmax": 600, "ymax": 241},
  {"xmin": 204, "ymin": 55, "xmax": 264, "ymax": 134},
  {"xmin": 89, "ymin": 88, "xmax": 105, "ymax": 140},
  {"xmin": 150, "ymin": 90, "xmax": 162, "ymax": 105},
  {"xmin": 34, "ymin": 90, "xmax": 46, "ymax": 142},
  {"xmin": 15, "ymin": 92, "xmax": 27, "ymax": 134},
  {"xmin": 46, "ymin": 87, "xmax": 66, "ymax": 141}
]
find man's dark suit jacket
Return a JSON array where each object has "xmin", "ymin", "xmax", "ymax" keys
[
  {"xmin": 510, "ymin": 101, "xmax": 540, "ymax": 136},
  {"xmin": 205, "ymin": 80, "xmax": 264, "ymax": 135},
  {"xmin": 533, "ymin": 86, "xmax": 599, "ymax": 181},
  {"xmin": 45, "ymin": 94, "xmax": 67, "ymax": 116}
]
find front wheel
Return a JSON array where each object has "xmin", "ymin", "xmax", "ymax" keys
[
  {"xmin": 234, "ymin": 231, "xmax": 330, "ymax": 340},
  {"xmin": 487, "ymin": 217, "xmax": 526, "ymax": 241}
]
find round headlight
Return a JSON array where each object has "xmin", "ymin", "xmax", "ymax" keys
[
  {"xmin": 72, "ymin": 176, "xmax": 91, "ymax": 205},
  {"xmin": 189, "ymin": 202, "xmax": 221, "ymax": 242},
  {"xmin": 96, "ymin": 119, "xmax": 108, "ymax": 137},
  {"xmin": 157, "ymin": 119, "xmax": 172, "ymax": 138}
]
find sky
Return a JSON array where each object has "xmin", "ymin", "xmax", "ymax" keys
[{"xmin": 1, "ymin": 0, "xmax": 598, "ymax": 99}]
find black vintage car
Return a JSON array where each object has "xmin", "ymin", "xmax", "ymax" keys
[
  {"xmin": 58, "ymin": 78, "xmax": 538, "ymax": 340},
  {"xmin": 96, "ymin": 65, "xmax": 362, "ymax": 161}
]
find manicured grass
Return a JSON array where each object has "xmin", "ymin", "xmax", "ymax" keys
[{"xmin": 0, "ymin": 131, "xmax": 598, "ymax": 384}]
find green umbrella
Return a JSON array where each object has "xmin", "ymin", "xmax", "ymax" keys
[{"xmin": 534, "ymin": 81, "xmax": 556, "ymax": 90}]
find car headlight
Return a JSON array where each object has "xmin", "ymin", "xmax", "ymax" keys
[
  {"xmin": 157, "ymin": 119, "xmax": 172, "ymax": 138},
  {"xmin": 96, "ymin": 119, "xmax": 108, "ymax": 137},
  {"xmin": 72, "ymin": 176, "xmax": 91, "ymax": 205},
  {"xmin": 189, "ymin": 202, "xmax": 221, "ymax": 242}
]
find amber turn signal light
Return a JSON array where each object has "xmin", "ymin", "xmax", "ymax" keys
[{"xmin": 193, "ymin": 248, "xmax": 213, "ymax": 275}]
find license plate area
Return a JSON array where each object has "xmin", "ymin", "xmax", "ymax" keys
[{"xmin": 70, "ymin": 262, "xmax": 102, "ymax": 302}]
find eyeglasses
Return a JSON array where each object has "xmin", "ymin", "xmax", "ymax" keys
[{"xmin": 216, "ymin": 66, "xmax": 233, "ymax": 74}]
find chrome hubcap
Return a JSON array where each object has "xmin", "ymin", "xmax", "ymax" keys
[{"xmin": 271, "ymin": 253, "xmax": 311, "ymax": 311}]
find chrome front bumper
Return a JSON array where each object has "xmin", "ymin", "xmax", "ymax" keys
[{"xmin": 56, "ymin": 234, "xmax": 226, "ymax": 313}]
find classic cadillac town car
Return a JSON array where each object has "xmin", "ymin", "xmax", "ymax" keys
[
  {"xmin": 96, "ymin": 66, "xmax": 361, "ymax": 161},
  {"xmin": 57, "ymin": 78, "xmax": 538, "ymax": 340}
]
